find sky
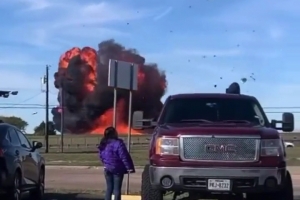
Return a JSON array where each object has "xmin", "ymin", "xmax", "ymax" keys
[{"xmin": 0, "ymin": 0, "xmax": 300, "ymax": 133}]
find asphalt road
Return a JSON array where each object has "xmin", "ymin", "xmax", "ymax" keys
[{"xmin": 28, "ymin": 166, "xmax": 300, "ymax": 199}]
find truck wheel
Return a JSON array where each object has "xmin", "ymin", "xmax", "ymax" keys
[
  {"xmin": 141, "ymin": 164, "xmax": 163, "ymax": 200},
  {"xmin": 247, "ymin": 171, "xmax": 293, "ymax": 200},
  {"xmin": 273, "ymin": 171, "xmax": 294, "ymax": 200}
]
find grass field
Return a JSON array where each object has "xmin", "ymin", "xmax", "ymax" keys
[
  {"xmin": 40, "ymin": 147, "xmax": 300, "ymax": 166},
  {"xmin": 25, "ymin": 133, "xmax": 300, "ymax": 166},
  {"xmin": 26, "ymin": 132, "xmax": 300, "ymax": 146}
]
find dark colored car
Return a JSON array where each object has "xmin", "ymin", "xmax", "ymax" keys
[
  {"xmin": 0, "ymin": 122, "xmax": 45, "ymax": 200},
  {"xmin": 137, "ymin": 83, "xmax": 294, "ymax": 200}
]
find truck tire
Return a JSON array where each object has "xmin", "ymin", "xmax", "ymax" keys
[
  {"xmin": 141, "ymin": 164, "xmax": 163, "ymax": 200},
  {"xmin": 247, "ymin": 171, "xmax": 293, "ymax": 200},
  {"xmin": 273, "ymin": 171, "xmax": 294, "ymax": 200}
]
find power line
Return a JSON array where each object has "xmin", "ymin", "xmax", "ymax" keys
[
  {"xmin": 0, "ymin": 103, "xmax": 48, "ymax": 106},
  {"xmin": 0, "ymin": 102, "xmax": 300, "ymax": 110},
  {"xmin": 0, "ymin": 106, "xmax": 51, "ymax": 109},
  {"xmin": 0, "ymin": 93, "xmax": 43, "ymax": 109},
  {"xmin": 0, "ymin": 88, "xmax": 42, "ymax": 92},
  {"xmin": 1, "ymin": 106, "xmax": 300, "ymax": 114}
]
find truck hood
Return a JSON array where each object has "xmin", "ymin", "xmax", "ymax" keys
[{"xmin": 158, "ymin": 124, "xmax": 279, "ymax": 139}]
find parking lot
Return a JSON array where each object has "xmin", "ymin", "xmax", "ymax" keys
[{"xmin": 21, "ymin": 166, "xmax": 300, "ymax": 199}]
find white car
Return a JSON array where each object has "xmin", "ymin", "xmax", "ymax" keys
[{"xmin": 284, "ymin": 141, "xmax": 295, "ymax": 148}]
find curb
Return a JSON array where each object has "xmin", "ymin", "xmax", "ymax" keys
[
  {"xmin": 46, "ymin": 165, "xmax": 96, "ymax": 169},
  {"xmin": 45, "ymin": 165, "xmax": 145, "ymax": 169},
  {"xmin": 46, "ymin": 165, "xmax": 300, "ymax": 170},
  {"xmin": 114, "ymin": 195, "xmax": 140, "ymax": 200}
]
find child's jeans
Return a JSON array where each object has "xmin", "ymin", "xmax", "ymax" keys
[{"xmin": 104, "ymin": 170, "xmax": 124, "ymax": 200}]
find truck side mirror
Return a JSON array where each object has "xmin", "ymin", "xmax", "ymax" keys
[
  {"xmin": 282, "ymin": 112, "xmax": 294, "ymax": 132},
  {"xmin": 132, "ymin": 111, "xmax": 157, "ymax": 129},
  {"xmin": 271, "ymin": 112, "xmax": 294, "ymax": 132}
]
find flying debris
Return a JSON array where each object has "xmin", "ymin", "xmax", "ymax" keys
[
  {"xmin": 52, "ymin": 40, "xmax": 167, "ymax": 134},
  {"xmin": 241, "ymin": 78, "xmax": 247, "ymax": 83}
]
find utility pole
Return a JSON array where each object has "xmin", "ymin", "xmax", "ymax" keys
[
  {"xmin": 60, "ymin": 87, "xmax": 64, "ymax": 153},
  {"xmin": 44, "ymin": 65, "xmax": 49, "ymax": 153}
]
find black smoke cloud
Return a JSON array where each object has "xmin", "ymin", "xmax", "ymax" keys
[{"xmin": 52, "ymin": 39, "xmax": 167, "ymax": 134}]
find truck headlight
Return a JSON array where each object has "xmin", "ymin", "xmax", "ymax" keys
[
  {"xmin": 155, "ymin": 137, "xmax": 179, "ymax": 155},
  {"xmin": 261, "ymin": 139, "xmax": 283, "ymax": 156}
]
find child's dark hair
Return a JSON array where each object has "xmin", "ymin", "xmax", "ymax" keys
[{"xmin": 98, "ymin": 126, "xmax": 118, "ymax": 151}]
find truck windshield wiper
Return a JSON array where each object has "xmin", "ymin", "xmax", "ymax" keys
[
  {"xmin": 220, "ymin": 120, "xmax": 252, "ymax": 124},
  {"xmin": 181, "ymin": 119, "xmax": 213, "ymax": 123}
]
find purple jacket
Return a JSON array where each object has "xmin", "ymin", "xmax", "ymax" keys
[{"xmin": 98, "ymin": 138, "xmax": 135, "ymax": 175}]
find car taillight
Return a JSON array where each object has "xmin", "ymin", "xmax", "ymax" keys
[
  {"xmin": 155, "ymin": 137, "xmax": 179, "ymax": 155},
  {"xmin": 261, "ymin": 139, "xmax": 283, "ymax": 157}
]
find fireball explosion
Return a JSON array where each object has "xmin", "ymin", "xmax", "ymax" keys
[{"xmin": 52, "ymin": 40, "xmax": 167, "ymax": 134}]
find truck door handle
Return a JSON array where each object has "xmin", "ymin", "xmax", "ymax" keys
[{"xmin": 15, "ymin": 150, "xmax": 19, "ymax": 156}]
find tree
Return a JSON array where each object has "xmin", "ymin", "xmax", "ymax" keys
[
  {"xmin": 0, "ymin": 116, "xmax": 28, "ymax": 131},
  {"xmin": 34, "ymin": 121, "xmax": 56, "ymax": 135}
]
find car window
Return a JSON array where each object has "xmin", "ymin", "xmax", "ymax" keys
[
  {"xmin": 16, "ymin": 130, "xmax": 31, "ymax": 148},
  {"xmin": 161, "ymin": 97, "xmax": 269, "ymax": 126},
  {"xmin": 0, "ymin": 125, "xmax": 7, "ymax": 140},
  {"xmin": 0, "ymin": 125, "xmax": 10, "ymax": 145},
  {"xmin": 8, "ymin": 128, "xmax": 21, "ymax": 146}
]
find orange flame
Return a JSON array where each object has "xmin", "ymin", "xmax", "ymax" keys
[
  {"xmin": 91, "ymin": 99, "xmax": 140, "ymax": 134},
  {"xmin": 59, "ymin": 47, "xmax": 80, "ymax": 69}
]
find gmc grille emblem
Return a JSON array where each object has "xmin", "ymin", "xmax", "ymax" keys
[{"xmin": 205, "ymin": 144, "xmax": 237, "ymax": 153}]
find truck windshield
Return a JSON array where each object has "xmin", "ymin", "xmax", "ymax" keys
[{"xmin": 160, "ymin": 97, "xmax": 269, "ymax": 126}]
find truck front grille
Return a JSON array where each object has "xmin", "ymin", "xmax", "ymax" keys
[{"xmin": 181, "ymin": 136, "xmax": 259, "ymax": 162}]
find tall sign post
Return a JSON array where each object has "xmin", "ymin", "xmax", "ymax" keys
[{"xmin": 108, "ymin": 59, "xmax": 138, "ymax": 194}]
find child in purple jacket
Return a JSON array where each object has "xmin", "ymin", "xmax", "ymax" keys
[{"xmin": 98, "ymin": 127, "xmax": 135, "ymax": 200}]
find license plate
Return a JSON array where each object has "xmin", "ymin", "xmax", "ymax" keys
[{"xmin": 207, "ymin": 179, "xmax": 231, "ymax": 191}]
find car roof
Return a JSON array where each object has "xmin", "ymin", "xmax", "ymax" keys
[
  {"xmin": 169, "ymin": 93, "xmax": 257, "ymax": 100},
  {"xmin": 0, "ymin": 122, "xmax": 18, "ymax": 130}
]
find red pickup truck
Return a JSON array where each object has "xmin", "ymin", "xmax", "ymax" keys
[{"xmin": 134, "ymin": 83, "xmax": 294, "ymax": 200}]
